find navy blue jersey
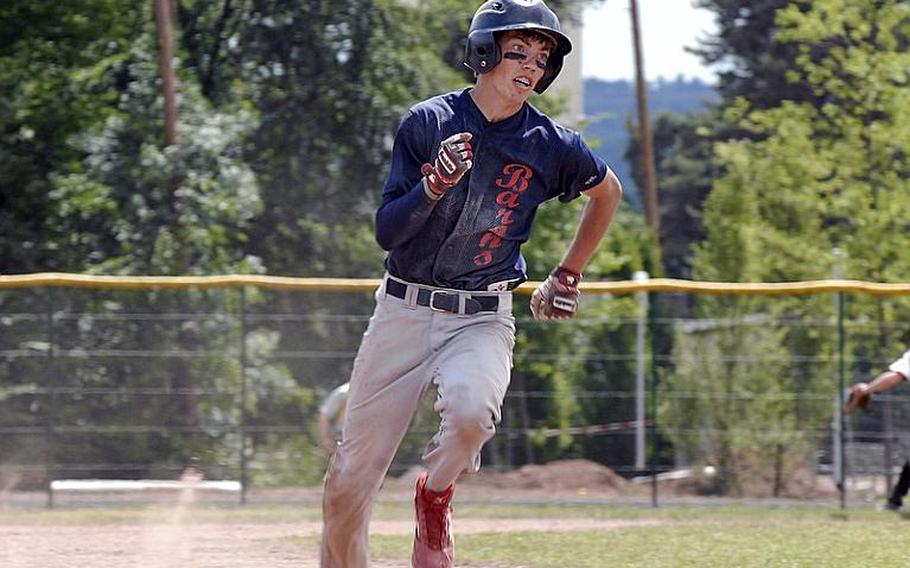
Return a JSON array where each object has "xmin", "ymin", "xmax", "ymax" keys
[{"xmin": 375, "ymin": 88, "xmax": 609, "ymax": 291}]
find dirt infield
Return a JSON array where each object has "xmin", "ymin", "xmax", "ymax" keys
[
  {"xmin": 0, "ymin": 458, "xmax": 839, "ymax": 567},
  {"xmin": 0, "ymin": 459, "xmax": 660, "ymax": 568},
  {"xmin": 0, "ymin": 513, "xmax": 659, "ymax": 568}
]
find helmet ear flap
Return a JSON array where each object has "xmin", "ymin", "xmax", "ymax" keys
[
  {"xmin": 534, "ymin": 56, "xmax": 563, "ymax": 94},
  {"xmin": 464, "ymin": 30, "xmax": 502, "ymax": 74}
]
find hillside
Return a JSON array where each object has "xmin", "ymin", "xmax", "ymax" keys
[{"xmin": 582, "ymin": 77, "xmax": 717, "ymax": 209}]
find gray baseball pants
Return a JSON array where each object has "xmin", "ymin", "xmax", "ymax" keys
[{"xmin": 320, "ymin": 275, "xmax": 515, "ymax": 568}]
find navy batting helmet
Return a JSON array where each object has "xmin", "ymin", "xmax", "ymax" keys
[{"xmin": 464, "ymin": 0, "xmax": 572, "ymax": 94}]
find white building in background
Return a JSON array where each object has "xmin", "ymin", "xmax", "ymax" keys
[{"xmin": 547, "ymin": 3, "xmax": 584, "ymax": 127}]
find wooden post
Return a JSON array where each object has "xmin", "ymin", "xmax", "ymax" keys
[
  {"xmin": 154, "ymin": 0, "xmax": 178, "ymax": 146},
  {"xmin": 630, "ymin": 0, "xmax": 659, "ymax": 236}
]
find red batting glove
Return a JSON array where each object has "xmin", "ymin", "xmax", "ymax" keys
[
  {"xmin": 530, "ymin": 267, "xmax": 582, "ymax": 320},
  {"xmin": 422, "ymin": 132, "xmax": 473, "ymax": 198}
]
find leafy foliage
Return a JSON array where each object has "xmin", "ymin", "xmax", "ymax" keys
[
  {"xmin": 691, "ymin": 0, "xmax": 815, "ymax": 108},
  {"xmin": 0, "ymin": 1, "xmax": 142, "ymax": 272},
  {"xmin": 48, "ymin": 43, "xmax": 262, "ymax": 275},
  {"xmin": 661, "ymin": 0, "xmax": 910, "ymax": 494}
]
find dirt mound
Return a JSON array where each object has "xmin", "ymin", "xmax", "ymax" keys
[
  {"xmin": 390, "ymin": 459, "xmax": 839, "ymax": 500},
  {"xmin": 649, "ymin": 462, "xmax": 840, "ymax": 500},
  {"xmin": 461, "ymin": 459, "xmax": 629, "ymax": 495}
]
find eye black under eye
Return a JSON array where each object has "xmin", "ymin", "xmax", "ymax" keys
[{"xmin": 504, "ymin": 51, "xmax": 548, "ymax": 70}]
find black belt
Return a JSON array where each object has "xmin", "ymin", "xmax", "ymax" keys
[{"xmin": 385, "ymin": 278, "xmax": 500, "ymax": 315}]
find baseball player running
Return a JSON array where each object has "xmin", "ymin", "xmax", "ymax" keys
[{"xmin": 320, "ymin": 1, "xmax": 622, "ymax": 566}]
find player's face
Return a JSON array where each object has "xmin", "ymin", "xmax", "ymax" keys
[{"xmin": 489, "ymin": 32, "xmax": 552, "ymax": 100}]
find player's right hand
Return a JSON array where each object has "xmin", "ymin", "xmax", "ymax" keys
[
  {"xmin": 844, "ymin": 382, "xmax": 871, "ymax": 414},
  {"xmin": 530, "ymin": 267, "xmax": 582, "ymax": 320},
  {"xmin": 422, "ymin": 132, "xmax": 473, "ymax": 198}
]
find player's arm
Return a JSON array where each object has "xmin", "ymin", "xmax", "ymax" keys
[
  {"xmin": 375, "ymin": 115, "xmax": 473, "ymax": 250},
  {"xmin": 530, "ymin": 169, "xmax": 622, "ymax": 320},
  {"xmin": 869, "ymin": 370, "xmax": 907, "ymax": 393},
  {"xmin": 557, "ymin": 168, "xmax": 622, "ymax": 274},
  {"xmin": 375, "ymin": 180, "xmax": 440, "ymax": 251},
  {"xmin": 375, "ymin": 122, "xmax": 437, "ymax": 250},
  {"xmin": 852, "ymin": 370, "xmax": 907, "ymax": 398},
  {"xmin": 859, "ymin": 348, "xmax": 910, "ymax": 396},
  {"xmin": 845, "ymin": 359, "xmax": 908, "ymax": 414}
]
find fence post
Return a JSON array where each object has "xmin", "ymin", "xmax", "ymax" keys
[
  {"xmin": 883, "ymin": 379, "xmax": 895, "ymax": 502},
  {"xmin": 634, "ymin": 271, "xmax": 649, "ymax": 471},
  {"xmin": 515, "ymin": 374, "xmax": 535, "ymax": 465},
  {"xmin": 45, "ymin": 287, "xmax": 57, "ymax": 509},
  {"xmin": 649, "ymin": 290, "xmax": 659, "ymax": 508},
  {"xmin": 504, "ymin": 402, "xmax": 515, "ymax": 470},
  {"xmin": 837, "ymin": 291, "xmax": 846, "ymax": 509},
  {"xmin": 239, "ymin": 287, "xmax": 248, "ymax": 504}
]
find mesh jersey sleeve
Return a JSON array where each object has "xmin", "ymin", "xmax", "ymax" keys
[
  {"xmin": 375, "ymin": 110, "xmax": 438, "ymax": 250},
  {"xmin": 555, "ymin": 131, "xmax": 610, "ymax": 203},
  {"xmin": 888, "ymin": 349, "xmax": 910, "ymax": 379},
  {"xmin": 381, "ymin": 110, "xmax": 430, "ymax": 204}
]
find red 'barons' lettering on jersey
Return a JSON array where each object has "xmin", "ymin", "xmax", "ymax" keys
[
  {"xmin": 473, "ymin": 164, "xmax": 533, "ymax": 267},
  {"xmin": 495, "ymin": 164, "xmax": 533, "ymax": 193}
]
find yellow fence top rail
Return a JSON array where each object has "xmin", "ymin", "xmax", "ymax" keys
[
  {"xmin": 2, "ymin": 273, "xmax": 910, "ymax": 296},
  {"xmin": 0, "ymin": 273, "xmax": 379, "ymax": 292}
]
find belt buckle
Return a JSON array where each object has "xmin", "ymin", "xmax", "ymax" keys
[{"xmin": 429, "ymin": 290, "xmax": 451, "ymax": 313}]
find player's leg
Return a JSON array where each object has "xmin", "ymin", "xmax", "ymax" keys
[
  {"xmin": 886, "ymin": 459, "xmax": 910, "ymax": 510},
  {"xmin": 411, "ymin": 310, "xmax": 515, "ymax": 567},
  {"xmin": 320, "ymin": 296, "xmax": 435, "ymax": 568},
  {"xmin": 423, "ymin": 312, "xmax": 515, "ymax": 490}
]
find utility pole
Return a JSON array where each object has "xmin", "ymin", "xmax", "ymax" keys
[
  {"xmin": 630, "ymin": 0, "xmax": 659, "ymax": 236},
  {"xmin": 154, "ymin": 0, "xmax": 178, "ymax": 146}
]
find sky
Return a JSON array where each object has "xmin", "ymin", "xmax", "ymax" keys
[{"xmin": 581, "ymin": 0, "xmax": 717, "ymax": 82}]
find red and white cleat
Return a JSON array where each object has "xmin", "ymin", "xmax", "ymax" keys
[{"xmin": 411, "ymin": 471, "xmax": 455, "ymax": 568}]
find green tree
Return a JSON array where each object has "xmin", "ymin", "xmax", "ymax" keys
[
  {"xmin": 641, "ymin": 0, "xmax": 825, "ymax": 280},
  {"xmin": 624, "ymin": 111, "xmax": 719, "ymax": 278},
  {"xmin": 667, "ymin": 0, "xmax": 910, "ymax": 494},
  {"xmin": 47, "ymin": 40, "xmax": 261, "ymax": 275},
  {"xmin": 701, "ymin": 0, "xmax": 910, "ymax": 283},
  {"xmin": 665, "ymin": 315, "xmax": 796, "ymax": 495},
  {"xmin": 37, "ymin": 31, "xmax": 273, "ymax": 480},
  {"xmin": 0, "ymin": 1, "xmax": 140, "ymax": 272},
  {"xmin": 691, "ymin": 0, "xmax": 816, "ymax": 109},
  {"xmin": 0, "ymin": 0, "xmax": 640, "ymax": 483}
]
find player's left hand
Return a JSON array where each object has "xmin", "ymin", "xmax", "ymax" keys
[{"xmin": 530, "ymin": 267, "xmax": 581, "ymax": 320}]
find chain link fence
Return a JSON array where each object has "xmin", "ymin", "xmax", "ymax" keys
[{"xmin": 3, "ymin": 275, "xmax": 910, "ymax": 507}]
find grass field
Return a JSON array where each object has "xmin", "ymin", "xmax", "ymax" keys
[
  {"xmin": 368, "ymin": 503, "xmax": 910, "ymax": 567},
  {"xmin": 3, "ymin": 499, "xmax": 910, "ymax": 567}
]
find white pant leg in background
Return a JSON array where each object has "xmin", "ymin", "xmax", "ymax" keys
[{"xmin": 320, "ymin": 283, "xmax": 514, "ymax": 568}]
